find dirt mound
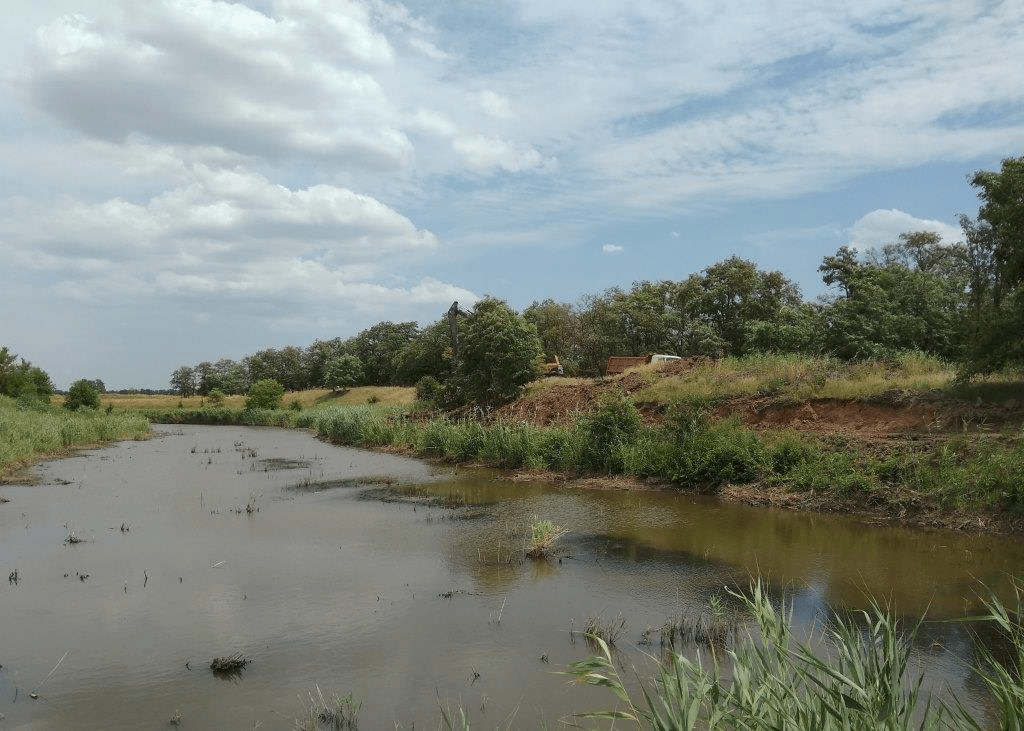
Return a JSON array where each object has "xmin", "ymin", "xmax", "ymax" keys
[
  {"xmin": 495, "ymin": 372, "xmax": 1024, "ymax": 442},
  {"xmin": 492, "ymin": 372, "xmax": 649, "ymax": 426}
]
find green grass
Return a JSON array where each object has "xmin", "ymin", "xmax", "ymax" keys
[
  {"xmin": 291, "ymin": 399, "xmax": 1024, "ymax": 517},
  {"xmin": 564, "ymin": 579, "xmax": 1024, "ymax": 730},
  {"xmin": 0, "ymin": 395, "xmax": 151, "ymax": 475}
]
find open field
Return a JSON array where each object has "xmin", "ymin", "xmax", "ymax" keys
[{"xmin": 52, "ymin": 385, "xmax": 417, "ymax": 411}]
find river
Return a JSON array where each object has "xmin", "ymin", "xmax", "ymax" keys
[{"xmin": 1, "ymin": 425, "xmax": 1021, "ymax": 728}]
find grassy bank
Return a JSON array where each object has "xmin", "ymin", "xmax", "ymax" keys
[
  {"xmin": 293, "ymin": 399, "xmax": 1024, "ymax": 522},
  {"xmin": 0, "ymin": 396, "xmax": 151, "ymax": 477}
]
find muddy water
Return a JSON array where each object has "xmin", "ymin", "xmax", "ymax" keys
[{"xmin": 1, "ymin": 425, "xmax": 1021, "ymax": 729}]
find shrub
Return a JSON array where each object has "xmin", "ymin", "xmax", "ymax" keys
[
  {"xmin": 207, "ymin": 388, "xmax": 226, "ymax": 407},
  {"xmin": 415, "ymin": 375, "xmax": 445, "ymax": 406},
  {"xmin": 579, "ymin": 393, "xmax": 642, "ymax": 473},
  {"xmin": 64, "ymin": 379, "xmax": 100, "ymax": 410},
  {"xmin": 245, "ymin": 379, "xmax": 284, "ymax": 410}
]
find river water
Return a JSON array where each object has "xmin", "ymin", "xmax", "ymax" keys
[{"xmin": 1, "ymin": 425, "xmax": 1021, "ymax": 729}]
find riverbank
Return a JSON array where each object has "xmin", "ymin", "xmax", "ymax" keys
[
  {"xmin": 10, "ymin": 354, "xmax": 1024, "ymax": 534},
  {"xmin": 0, "ymin": 396, "xmax": 151, "ymax": 481}
]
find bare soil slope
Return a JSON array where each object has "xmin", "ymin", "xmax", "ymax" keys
[{"xmin": 494, "ymin": 362, "xmax": 1024, "ymax": 442}]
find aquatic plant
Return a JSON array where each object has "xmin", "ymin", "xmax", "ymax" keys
[
  {"xmin": 526, "ymin": 519, "xmax": 567, "ymax": 558},
  {"xmin": 210, "ymin": 652, "xmax": 250, "ymax": 675},
  {"xmin": 565, "ymin": 580, "xmax": 1024, "ymax": 730},
  {"xmin": 296, "ymin": 685, "xmax": 361, "ymax": 730}
]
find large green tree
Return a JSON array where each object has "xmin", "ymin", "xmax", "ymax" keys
[
  {"xmin": 453, "ymin": 298, "xmax": 543, "ymax": 407},
  {"xmin": 960, "ymin": 156, "xmax": 1024, "ymax": 374},
  {"xmin": 349, "ymin": 321, "xmax": 419, "ymax": 386},
  {"xmin": 818, "ymin": 234, "xmax": 970, "ymax": 361}
]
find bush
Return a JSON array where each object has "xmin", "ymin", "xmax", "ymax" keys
[
  {"xmin": 207, "ymin": 388, "xmax": 226, "ymax": 407},
  {"xmin": 415, "ymin": 375, "xmax": 445, "ymax": 405},
  {"xmin": 64, "ymin": 379, "xmax": 100, "ymax": 411},
  {"xmin": 579, "ymin": 393, "xmax": 642, "ymax": 473},
  {"xmin": 245, "ymin": 378, "xmax": 284, "ymax": 410}
]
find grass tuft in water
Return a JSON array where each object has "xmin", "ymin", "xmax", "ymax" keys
[
  {"xmin": 526, "ymin": 518, "xmax": 567, "ymax": 558},
  {"xmin": 295, "ymin": 685, "xmax": 361, "ymax": 730}
]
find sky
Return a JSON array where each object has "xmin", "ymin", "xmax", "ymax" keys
[{"xmin": 1, "ymin": 0, "xmax": 1022, "ymax": 390}]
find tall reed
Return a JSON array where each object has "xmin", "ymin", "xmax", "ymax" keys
[
  {"xmin": 1, "ymin": 396, "xmax": 150, "ymax": 472},
  {"xmin": 565, "ymin": 580, "xmax": 1022, "ymax": 730}
]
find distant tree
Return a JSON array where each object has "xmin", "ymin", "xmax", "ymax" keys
[
  {"xmin": 394, "ymin": 321, "xmax": 452, "ymax": 385},
  {"xmin": 244, "ymin": 347, "xmax": 305, "ymax": 391},
  {"xmin": 245, "ymin": 378, "xmax": 285, "ymax": 410},
  {"xmin": 453, "ymin": 298, "xmax": 543, "ymax": 407},
  {"xmin": 0, "ymin": 347, "xmax": 55, "ymax": 399},
  {"xmin": 817, "ymin": 234, "xmax": 969, "ymax": 361},
  {"xmin": 207, "ymin": 388, "xmax": 226, "ymax": 406},
  {"xmin": 64, "ymin": 379, "xmax": 100, "ymax": 410},
  {"xmin": 686, "ymin": 257, "xmax": 804, "ymax": 357},
  {"xmin": 323, "ymin": 354, "xmax": 363, "ymax": 391},
  {"xmin": 350, "ymin": 321, "xmax": 419, "ymax": 385},
  {"xmin": 170, "ymin": 366, "xmax": 196, "ymax": 397},
  {"xmin": 87, "ymin": 379, "xmax": 106, "ymax": 394},
  {"xmin": 523, "ymin": 299, "xmax": 582, "ymax": 373},
  {"xmin": 304, "ymin": 338, "xmax": 350, "ymax": 389}
]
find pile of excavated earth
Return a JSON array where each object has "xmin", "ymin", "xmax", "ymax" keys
[{"xmin": 492, "ymin": 359, "xmax": 1024, "ymax": 443}]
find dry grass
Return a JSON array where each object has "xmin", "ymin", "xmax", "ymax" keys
[
  {"xmin": 633, "ymin": 353, "xmax": 962, "ymax": 403},
  {"xmin": 63, "ymin": 386, "xmax": 417, "ymax": 411}
]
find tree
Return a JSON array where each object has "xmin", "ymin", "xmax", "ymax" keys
[
  {"xmin": 323, "ymin": 354, "xmax": 363, "ymax": 391},
  {"xmin": 64, "ymin": 379, "xmax": 100, "ymax": 410},
  {"xmin": 817, "ymin": 234, "xmax": 970, "ymax": 361},
  {"xmin": 453, "ymin": 298, "xmax": 543, "ymax": 407},
  {"xmin": 0, "ymin": 347, "xmax": 55, "ymax": 399},
  {"xmin": 523, "ymin": 299, "xmax": 582, "ymax": 372},
  {"xmin": 395, "ymin": 321, "xmax": 452, "ymax": 385},
  {"xmin": 960, "ymin": 156, "xmax": 1024, "ymax": 374},
  {"xmin": 170, "ymin": 366, "xmax": 196, "ymax": 397},
  {"xmin": 245, "ymin": 378, "xmax": 285, "ymax": 410},
  {"xmin": 349, "ymin": 321, "xmax": 419, "ymax": 385}
]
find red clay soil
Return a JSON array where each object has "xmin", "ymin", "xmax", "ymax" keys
[{"xmin": 492, "ymin": 364, "xmax": 1024, "ymax": 443}]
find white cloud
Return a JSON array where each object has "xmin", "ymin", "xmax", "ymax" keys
[
  {"xmin": 847, "ymin": 209, "xmax": 962, "ymax": 250},
  {"xmin": 452, "ymin": 134, "xmax": 546, "ymax": 173},
  {"xmin": 602, "ymin": 243, "xmax": 624, "ymax": 253}
]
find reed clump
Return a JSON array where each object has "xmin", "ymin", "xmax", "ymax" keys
[
  {"xmin": 296, "ymin": 685, "xmax": 361, "ymax": 730},
  {"xmin": 526, "ymin": 519, "xmax": 567, "ymax": 558},
  {"xmin": 566, "ymin": 579, "xmax": 1024, "ymax": 730}
]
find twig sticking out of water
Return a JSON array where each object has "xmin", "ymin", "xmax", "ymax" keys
[
  {"xmin": 31, "ymin": 650, "xmax": 69, "ymax": 698},
  {"xmin": 489, "ymin": 596, "xmax": 507, "ymax": 625},
  {"xmin": 8, "ymin": 569, "xmax": 18, "ymax": 584}
]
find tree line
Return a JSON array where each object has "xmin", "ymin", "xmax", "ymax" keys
[{"xmin": 167, "ymin": 156, "xmax": 1022, "ymax": 404}]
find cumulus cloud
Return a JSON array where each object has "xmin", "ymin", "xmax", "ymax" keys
[
  {"xmin": 0, "ymin": 165, "xmax": 461, "ymax": 314},
  {"xmin": 26, "ymin": 4, "xmax": 409, "ymax": 170},
  {"xmin": 847, "ymin": 209, "xmax": 962, "ymax": 250}
]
